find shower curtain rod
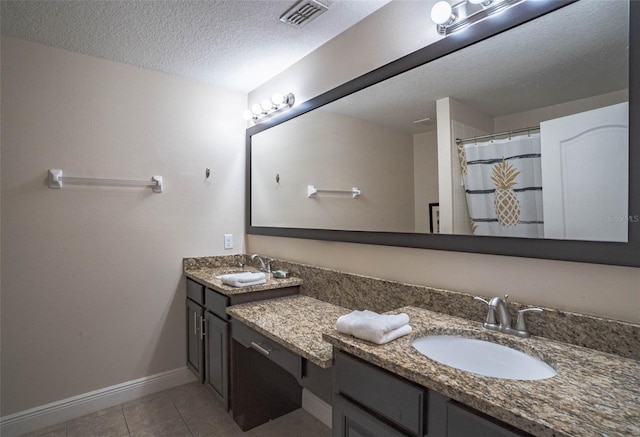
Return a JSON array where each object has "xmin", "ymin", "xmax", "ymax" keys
[{"xmin": 456, "ymin": 125, "xmax": 540, "ymax": 145}]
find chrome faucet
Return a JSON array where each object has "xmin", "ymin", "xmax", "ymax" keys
[
  {"xmin": 489, "ymin": 295, "xmax": 512, "ymax": 328},
  {"xmin": 250, "ymin": 254, "xmax": 271, "ymax": 274},
  {"xmin": 474, "ymin": 294, "xmax": 542, "ymax": 338}
]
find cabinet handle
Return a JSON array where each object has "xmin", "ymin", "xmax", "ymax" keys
[
  {"xmin": 250, "ymin": 341, "xmax": 272, "ymax": 356},
  {"xmin": 200, "ymin": 316, "xmax": 206, "ymax": 340},
  {"xmin": 194, "ymin": 312, "xmax": 199, "ymax": 336}
]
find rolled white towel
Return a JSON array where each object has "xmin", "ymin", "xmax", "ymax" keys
[
  {"xmin": 217, "ymin": 272, "xmax": 267, "ymax": 288},
  {"xmin": 336, "ymin": 310, "xmax": 411, "ymax": 344}
]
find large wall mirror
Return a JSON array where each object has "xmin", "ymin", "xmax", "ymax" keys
[{"xmin": 246, "ymin": 0, "xmax": 639, "ymax": 267}]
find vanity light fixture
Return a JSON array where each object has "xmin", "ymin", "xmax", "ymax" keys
[
  {"xmin": 243, "ymin": 92, "xmax": 295, "ymax": 123},
  {"xmin": 431, "ymin": 0, "xmax": 523, "ymax": 35}
]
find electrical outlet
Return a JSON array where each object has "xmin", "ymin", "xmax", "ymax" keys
[{"xmin": 224, "ymin": 234, "xmax": 233, "ymax": 249}]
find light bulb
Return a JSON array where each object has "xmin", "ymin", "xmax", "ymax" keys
[
  {"xmin": 242, "ymin": 110, "xmax": 254, "ymax": 121},
  {"xmin": 431, "ymin": 1, "xmax": 454, "ymax": 25},
  {"xmin": 271, "ymin": 92, "xmax": 284, "ymax": 106},
  {"xmin": 261, "ymin": 99, "xmax": 273, "ymax": 111},
  {"xmin": 251, "ymin": 104, "xmax": 263, "ymax": 115}
]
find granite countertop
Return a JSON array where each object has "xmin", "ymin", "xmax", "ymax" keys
[
  {"xmin": 184, "ymin": 266, "xmax": 303, "ymax": 296},
  {"xmin": 226, "ymin": 295, "xmax": 350, "ymax": 368},
  {"xmin": 322, "ymin": 306, "xmax": 640, "ymax": 437}
]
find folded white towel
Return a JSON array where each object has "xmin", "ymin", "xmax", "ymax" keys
[
  {"xmin": 217, "ymin": 272, "xmax": 267, "ymax": 288},
  {"xmin": 335, "ymin": 310, "xmax": 379, "ymax": 333},
  {"xmin": 224, "ymin": 278, "xmax": 267, "ymax": 288},
  {"xmin": 353, "ymin": 323, "xmax": 413, "ymax": 345},
  {"xmin": 336, "ymin": 310, "xmax": 411, "ymax": 344},
  {"xmin": 218, "ymin": 272, "xmax": 266, "ymax": 283},
  {"xmin": 336, "ymin": 310, "xmax": 409, "ymax": 333}
]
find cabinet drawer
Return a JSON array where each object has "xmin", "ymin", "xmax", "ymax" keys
[
  {"xmin": 205, "ymin": 288, "xmax": 228, "ymax": 319},
  {"xmin": 187, "ymin": 278, "xmax": 204, "ymax": 305},
  {"xmin": 334, "ymin": 351, "xmax": 425, "ymax": 436},
  {"xmin": 447, "ymin": 402, "xmax": 530, "ymax": 437},
  {"xmin": 333, "ymin": 394, "xmax": 411, "ymax": 437},
  {"xmin": 231, "ymin": 319, "xmax": 301, "ymax": 379}
]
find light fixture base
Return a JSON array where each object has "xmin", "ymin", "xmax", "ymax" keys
[{"xmin": 433, "ymin": 0, "xmax": 524, "ymax": 36}]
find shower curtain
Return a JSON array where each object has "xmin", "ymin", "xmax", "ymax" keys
[{"xmin": 458, "ymin": 133, "xmax": 543, "ymax": 238}]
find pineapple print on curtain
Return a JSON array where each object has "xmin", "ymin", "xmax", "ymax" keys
[
  {"xmin": 459, "ymin": 133, "xmax": 544, "ymax": 238},
  {"xmin": 492, "ymin": 159, "xmax": 521, "ymax": 226}
]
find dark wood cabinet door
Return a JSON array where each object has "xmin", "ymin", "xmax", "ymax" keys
[
  {"xmin": 204, "ymin": 311, "xmax": 228, "ymax": 409},
  {"xmin": 186, "ymin": 299, "xmax": 204, "ymax": 382}
]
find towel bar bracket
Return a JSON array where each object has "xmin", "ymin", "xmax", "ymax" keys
[{"xmin": 48, "ymin": 169, "xmax": 63, "ymax": 189}]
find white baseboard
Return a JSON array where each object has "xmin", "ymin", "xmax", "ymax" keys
[
  {"xmin": 301, "ymin": 388, "xmax": 332, "ymax": 429},
  {"xmin": 0, "ymin": 367, "xmax": 196, "ymax": 437}
]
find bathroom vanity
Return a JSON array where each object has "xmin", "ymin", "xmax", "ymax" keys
[
  {"xmin": 183, "ymin": 258, "xmax": 302, "ymax": 410},
  {"xmin": 184, "ymin": 256, "xmax": 640, "ymax": 437},
  {"xmin": 225, "ymin": 297, "xmax": 639, "ymax": 437},
  {"xmin": 324, "ymin": 306, "xmax": 640, "ymax": 437}
]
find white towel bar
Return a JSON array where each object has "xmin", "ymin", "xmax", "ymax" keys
[
  {"xmin": 48, "ymin": 169, "xmax": 163, "ymax": 193},
  {"xmin": 307, "ymin": 185, "xmax": 360, "ymax": 199}
]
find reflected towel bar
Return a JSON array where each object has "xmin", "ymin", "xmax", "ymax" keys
[
  {"xmin": 48, "ymin": 169, "xmax": 163, "ymax": 193},
  {"xmin": 307, "ymin": 184, "xmax": 360, "ymax": 199}
]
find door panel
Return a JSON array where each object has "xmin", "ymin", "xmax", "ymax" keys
[{"xmin": 541, "ymin": 102, "xmax": 629, "ymax": 241}]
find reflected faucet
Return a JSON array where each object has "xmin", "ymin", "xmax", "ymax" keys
[{"xmin": 250, "ymin": 254, "xmax": 271, "ymax": 273}]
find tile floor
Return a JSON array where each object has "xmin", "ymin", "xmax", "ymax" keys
[{"xmin": 22, "ymin": 382, "xmax": 331, "ymax": 437}]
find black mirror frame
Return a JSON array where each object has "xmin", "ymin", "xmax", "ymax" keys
[{"xmin": 246, "ymin": 0, "xmax": 639, "ymax": 268}]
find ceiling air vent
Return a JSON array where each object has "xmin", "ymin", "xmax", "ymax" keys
[{"xmin": 279, "ymin": 0, "xmax": 329, "ymax": 28}]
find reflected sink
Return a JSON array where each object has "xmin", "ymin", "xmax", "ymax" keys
[{"xmin": 412, "ymin": 335, "xmax": 557, "ymax": 380}]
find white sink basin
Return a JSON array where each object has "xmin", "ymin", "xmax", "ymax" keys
[{"xmin": 412, "ymin": 335, "xmax": 557, "ymax": 380}]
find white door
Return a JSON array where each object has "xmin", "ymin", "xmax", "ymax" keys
[{"xmin": 540, "ymin": 102, "xmax": 628, "ymax": 242}]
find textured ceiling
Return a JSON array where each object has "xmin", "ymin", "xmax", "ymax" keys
[{"xmin": 0, "ymin": 0, "xmax": 392, "ymax": 92}]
